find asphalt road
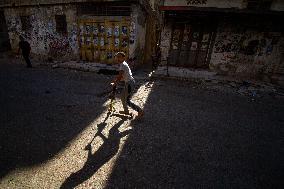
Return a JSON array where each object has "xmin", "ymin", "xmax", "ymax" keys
[{"xmin": 0, "ymin": 59, "xmax": 283, "ymax": 189}]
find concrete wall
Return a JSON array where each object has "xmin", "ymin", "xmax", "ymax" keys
[
  {"xmin": 0, "ymin": 11, "xmax": 11, "ymax": 51},
  {"xmin": 210, "ymin": 29, "xmax": 283, "ymax": 80},
  {"xmin": 159, "ymin": 18, "xmax": 284, "ymax": 83},
  {"xmin": 76, "ymin": 4, "xmax": 146, "ymax": 64},
  {"xmin": 0, "ymin": 0, "xmax": 138, "ymax": 7},
  {"xmin": 271, "ymin": 0, "xmax": 284, "ymax": 11},
  {"xmin": 160, "ymin": 23, "xmax": 172, "ymax": 65},
  {"xmin": 3, "ymin": 3, "xmax": 147, "ymax": 62},
  {"xmin": 164, "ymin": 0, "xmax": 245, "ymax": 9},
  {"xmin": 4, "ymin": 5, "xmax": 79, "ymax": 61},
  {"xmin": 130, "ymin": 4, "xmax": 146, "ymax": 64}
]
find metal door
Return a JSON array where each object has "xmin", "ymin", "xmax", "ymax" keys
[{"xmin": 169, "ymin": 22, "xmax": 214, "ymax": 69}]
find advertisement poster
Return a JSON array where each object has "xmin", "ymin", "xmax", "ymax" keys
[
  {"xmin": 114, "ymin": 25, "xmax": 120, "ymax": 37},
  {"xmin": 190, "ymin": 42, "xmax": 198, "ymax": 51},
  {"xmin": 122, "ymin": 26, "xmax": 128, "ymax": 36}
]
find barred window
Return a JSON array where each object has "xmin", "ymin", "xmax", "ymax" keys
[
  {"xmin": 78, "ymin": 2, "xmax": 131, "ymax": 16},
  {"xmin": 247, "ymin": 0, "xmax": 272, "ymax": 10},
  {"xmin": 20, "ymin": 16, "xmax": 32, "ymax": 32},
  {"xmin": 55, "ymin": 15, "xmax": 67, "ymax": 34}
]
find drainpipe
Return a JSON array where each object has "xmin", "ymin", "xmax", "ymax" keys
[{"xmin": 166, "ymin": 56, "xmax": 170, "ymax": 77}]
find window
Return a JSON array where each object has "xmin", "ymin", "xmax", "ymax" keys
[
  {"xmin": 55, "ymin": 15, "xmax": 67, "ymax": 34},
  {"xmin": 247, "ymin": 0, "xmax": 272, "ymax": 10},
  {"xmin": 20, "ymin": 16, "xmax": 32, "ymax": 32},
  {"xmin": 78, "ymin": 3, "xmax": 131, "ymax": 16}
]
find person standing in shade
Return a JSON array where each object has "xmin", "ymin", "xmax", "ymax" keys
[
  {"xmin": 111, "ymin": 52, "xmax": 144, "ymax": 118},
  {"xmin": 18, "ymin": 35, "xmax": 32, "ymax": 68}
]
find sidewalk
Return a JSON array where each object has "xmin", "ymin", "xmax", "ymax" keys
[
  {"xmin": 1, "ymin": 53, "xmax": 283, "ymax": 98},
  {"xmin": 52, "ymin": 60, "xmax": 153, "ymax": 81},
  {"xmin": 53, "ymin": 61, "xmax": 284, "ymax": 98}
]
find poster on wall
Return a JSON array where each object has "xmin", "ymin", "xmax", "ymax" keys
[
  {"xmin": 99, "ymin": 24, "xmax": 105, "ymax": 34},
  {"xmin": 202, "ymin": 33, "xmax": 210, "ymax": 43},
  {"xmin": 106, "ymin": 38, "xmax": 113, "ymax": 49},
  {"xmin": 100, "ymin": 50, "xmax": 106, "ymax": 61},
  {"xmin": 93, "ymin": 37, "xmax": 99, "ymax": 47},
  {"xmin": 107, "ymin": 26, "xmax": 113, "ymax": 37},
  {"xmin": 94, "ymin": 50, "xmax": 100, "ymax": 60},
  {"xmin": 193, "ymin": 32, "xmax": 199, "ymax": 39},
  {"xmin": 122, "ymin": 26, "xmax": 128, "ymax": 36},
  {"xmin": 80, "ymin": 36, "xmax": 85, "ymax": 45},
  {"xmin": 93, "ymin": 24, "xmax": 98, "ymax": 35},
  {"xmin": 130, "ymin": 22, "xmax": 135, "ymax": 44},
  {"xmin": 79, "ymin": 25, "xmax": 84, "ymax": 35},
  {"xmin": 114, "ymin": 38, "xmax": 120, "ymax": 48},
  {"xmin": 114, "ymin": 25, "xmax": 120, "ymax": 37},
  {"xmin": 78, "ymin": 19, "xmax": 131, "ymax": 63},
  {"xmin": 86, "ymin": 37, "xmax": 91, "ymax": 46},
  {"xmin": 130, "ymin": 35, "xmax": 135, "ymax": 44},
  {"xmin": 172, "ymin": 29, "xmax": 180, "ymax": 50},
  {"xmin": 122, "ymin": 39, "xmax": 128, "ymax": 48},
  {"xmin": 107, "ymin": 51, "xmax": 113, "ymax": 60},
  {"xmin": 85, "ymin": 24, "xmax": 91, "ymax": 35},
  {"xmin": 100, "ymin": 37, "xmax": 105, "ymax": 47},
  {"xmin": 191, "ymin": 42, "xmax": 198, "ymax": 51},
  {"xmin": 201, "ymin": 43, "xmax": 208, "ymax": 50}
]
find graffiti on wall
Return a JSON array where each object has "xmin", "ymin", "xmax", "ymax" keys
[
  {"xmin": 5, "ymin": 7, "xmax": 77, "ymax": 60},
  {"xmin": 186, "ymin": 0, "xmax": 207, "ymax": 5},
  {"xmin": 160, "ymin": 26, "xmax": 172, "ymax": 62},
  {"xmin": 211, "ymin": 31, "xmax": 282, "ymax": 77},
  {"xmin": 6, "ymin": 17, "xmax": 21, "ymax": 33},
  {"xmin": 213, "ymin": 32, "xmax": 280, "ymax": 64}
]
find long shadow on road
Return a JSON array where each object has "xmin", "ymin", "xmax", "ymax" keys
[
  {"xmin": 60, "ymin": 115, "xmax": 131, "ymax": 189},
  {"xmin": 105, "ymin": 79, "xmax": 284, "ymax": 188},
  {"xmin": 0, "ymin": 62, "xmax": 109, "ymax": 178}
]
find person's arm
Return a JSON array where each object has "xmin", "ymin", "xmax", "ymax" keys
[{"xmin": 111, "ymin": 70, "xmax": 123, "ymax": 86}]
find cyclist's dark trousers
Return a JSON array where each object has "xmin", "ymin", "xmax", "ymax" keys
[
  {"xmin": 121, "ymin": 80, "xmax": 142, "ymax": 113},
  {"xmin": 23, "ymin": 53, "xmax": 32, "ymax": 67}
]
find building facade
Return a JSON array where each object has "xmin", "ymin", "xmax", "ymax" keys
[
  {"xmin": 159, "ymin": 0, "xmax": 284, "ymax": 85},
  {"xmin": 0, "ymin": 0, "xmax": 158, "ymax": 66}
]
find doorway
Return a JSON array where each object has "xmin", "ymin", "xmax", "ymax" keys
[
  {"xmin": 168, "ymin": 20, "xmax": 216, "ymax": 69},
  {"xmin": 0, "ymin": 11, "xmax": 11, "ymax": 52}
]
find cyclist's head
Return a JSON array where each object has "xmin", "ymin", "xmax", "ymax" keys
[{"xmin": 114, "ymin": 52, "xmax": 126, "ymax": 64}]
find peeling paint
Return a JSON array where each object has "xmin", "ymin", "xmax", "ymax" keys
[
  {"xmin": 4, "ymin": 5, "xmax": 78, "ymax": 61},
  {"xmin": 210, "ymin": 31, "xmax": 283, "ymax": 78}
]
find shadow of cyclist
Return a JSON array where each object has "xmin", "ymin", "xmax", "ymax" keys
[{"xmin": 60, "ymin": 117, "xmax": 131, "ymax": 189}]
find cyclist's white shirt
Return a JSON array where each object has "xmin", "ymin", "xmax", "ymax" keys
[{"xmin": 119, "ymin": 61, "xmax": 134, "ymax": 82}]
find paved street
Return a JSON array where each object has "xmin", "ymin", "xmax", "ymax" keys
[{"xmin": 0, "ymin": 58, "xmax": 283, "ymax": 189}]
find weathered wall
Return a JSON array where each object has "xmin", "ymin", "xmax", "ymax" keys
[
  {"xmin": 210, "ymin": 24, "xmax": 283, "ymax": 80},
  {"xmin": 3, "ymin": 2, "xmax": 148, "ymax": 63},
  {"xmin": 4, "ymin": 5, "xmax": 79, "ymax": 61},
  {"xmin": 160, "ymin": 23, "xmax": 172, "ymax": 66},
  {"xmin": 164, "ymin": 0, "xmax": 245, "ymax": 9},
  {"xmin": 76, "ymin": 4, "xmax": 145, "ymax": 64},
  {"xmin": 130, "ymin": 4, "xmax": 146, "ymax": 65},
  {"xmin": 0, "ymin": 0, "xmax": 138, "ymax": 7},
  {"xmin": 159, "ymin": 17, "xmax": 284, "ymax": 84},
  {"xmin": 271, "ymin": 0, "xmax": 284, "ymax": 11},
  {"xmin": 0, "ymin": 11, "xmax": 11, "ymax": 51}
]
